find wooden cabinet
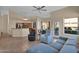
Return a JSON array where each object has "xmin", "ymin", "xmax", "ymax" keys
[{"xmin": 16, "ymin": 23, "xmax": 32, "ymax": 28}]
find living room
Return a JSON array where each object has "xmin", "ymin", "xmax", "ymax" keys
[{"xmin": 0, "ymin": 6, "xmax": 79, "ymax": 53}]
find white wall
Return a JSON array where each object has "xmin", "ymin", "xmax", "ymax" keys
[
  {"xmin": 0, "ymin": 15, "xmax": 8, "ymax": 36},
  {"xmin": 0, "ymin": 16, "xmax": 2, "ymax": 36}
]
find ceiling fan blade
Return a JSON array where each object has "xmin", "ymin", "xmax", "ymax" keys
[
  {"xmin": 40, "ymin": 6, "xmax": 45, "ymax": 9},
  {"xmin": 33, "ymin": 6, "xmax": 38, "ymax": 9}
]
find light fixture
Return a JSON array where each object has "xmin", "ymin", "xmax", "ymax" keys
[{"xmin": 23, "ymin": 19, "xmax": 28, "ymax": 20}]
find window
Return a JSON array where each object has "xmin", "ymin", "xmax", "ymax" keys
[
  {"xmin": 54, "ymin": 22, "xmax": 59, "ymax": 35},
  {"xmin": 41, "ymin": 21, "xmax": 50, "ymax": 30},
  {"xmin": 64, "ymin": 18, "xmax": 79, "ymax": 35}
]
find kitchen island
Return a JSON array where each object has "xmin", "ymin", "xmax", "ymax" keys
[{"xmin": 11, "ymin": 28, "xmax": 29, "ymax": 37}]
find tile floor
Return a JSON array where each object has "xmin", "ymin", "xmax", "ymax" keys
[{"xmin": 0, "ymin": 36, "xmax": 40, "ymax": 53}]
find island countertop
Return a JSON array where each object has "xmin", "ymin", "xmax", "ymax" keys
[{"xmin": 11, "ymin": 28, "xmax": 29, "ymax": 37}]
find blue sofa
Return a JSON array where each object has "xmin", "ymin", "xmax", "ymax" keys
[
  {"xmin": 60, "ymin": 36, "xmax": 77, "ymax": 53},
  {"xmin": 26, "ymin": 36, "xmax": 77, "ymax": 53},
  {"xmin": 60, "ymin": 45, "xmax": 77, "ymax": 53},
  {"xmin": 27, "ymin": 43, "xmax": 58, "ymax": 53}
]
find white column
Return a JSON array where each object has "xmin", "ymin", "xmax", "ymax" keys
[
  {"xmin": 59, "ymin": 18, "xmax": 64, "ymax": 36},
  {"xmin": 50, "ymin": 18, "xmax": 54, "ymax": 37},
  {"xmin": 7, "ymin": 12, "xmax": 10, "ymax": 34},
  {"xmin": 36, "ymin": 17, "xmax": 41, "ymax": 40},
  {"xmin": 78, "ymin": 17, "xmax": 79, "ymax": 34}
]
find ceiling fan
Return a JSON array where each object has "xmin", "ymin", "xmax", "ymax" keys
[{"xmin": 32, "ymin": 6, "xmax": 47, "ymax": 13}]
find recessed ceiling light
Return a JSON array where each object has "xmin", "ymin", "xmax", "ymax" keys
[{"xmin": 24, "ymin": 19, "xmax": 28, "ymax": 20}]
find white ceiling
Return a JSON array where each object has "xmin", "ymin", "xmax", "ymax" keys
[
  {"xmin": 50, "ymin": 6, "xmax": 79, "ymax": 18},
  {"xmin": 0, "ymin": 6, "xmax": 66, "ymax": 18}
]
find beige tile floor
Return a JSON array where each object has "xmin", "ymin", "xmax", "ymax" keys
[{"xmin": 0, "ymin": 36, "xmax": 40, "ymax": 53}]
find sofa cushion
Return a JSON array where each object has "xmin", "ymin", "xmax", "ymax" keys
[
  {"xmin": 50, "ymin": 42, "xmax": 63, "ymax": 50},
  {"xmin": 60, "ymin": 45, "xmax": 77, "ymax": 53},
  {"xmin": 69, "ymin": 36, "xmax": 78, "ymax": 40},
  {"xmin": 65, "ymin": 39, "xmax": 76, "ymax": 46},
  {"xmin": 40, "ymin": 34, "xmax": 47, "ymax": 44},
  {"xmin": 40, "ymin": 33, "xmax": 52, "ymax": 44},
  {"xmin": 47, "ymin": 33, "xmax": 53, "ymax": 44},
  {"xmin": 57, "ymin": 39, "xmax": 66, "ymax": 44},
  {"xmin": 59, "ymin": 37, "xmax": 68, "ymax": 41},
  {"xmin": 27, "ymin": 43, "xmax": 58, "ymax": 53}
]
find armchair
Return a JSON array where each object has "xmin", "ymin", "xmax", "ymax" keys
[{"xmin": 28, "ymin": 28, "xmax": 36, "ymax": 41}]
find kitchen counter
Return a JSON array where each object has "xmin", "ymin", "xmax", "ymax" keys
[{"xmin": 11, "ymin": 28, "xmax": 29, "ymax": 37}]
